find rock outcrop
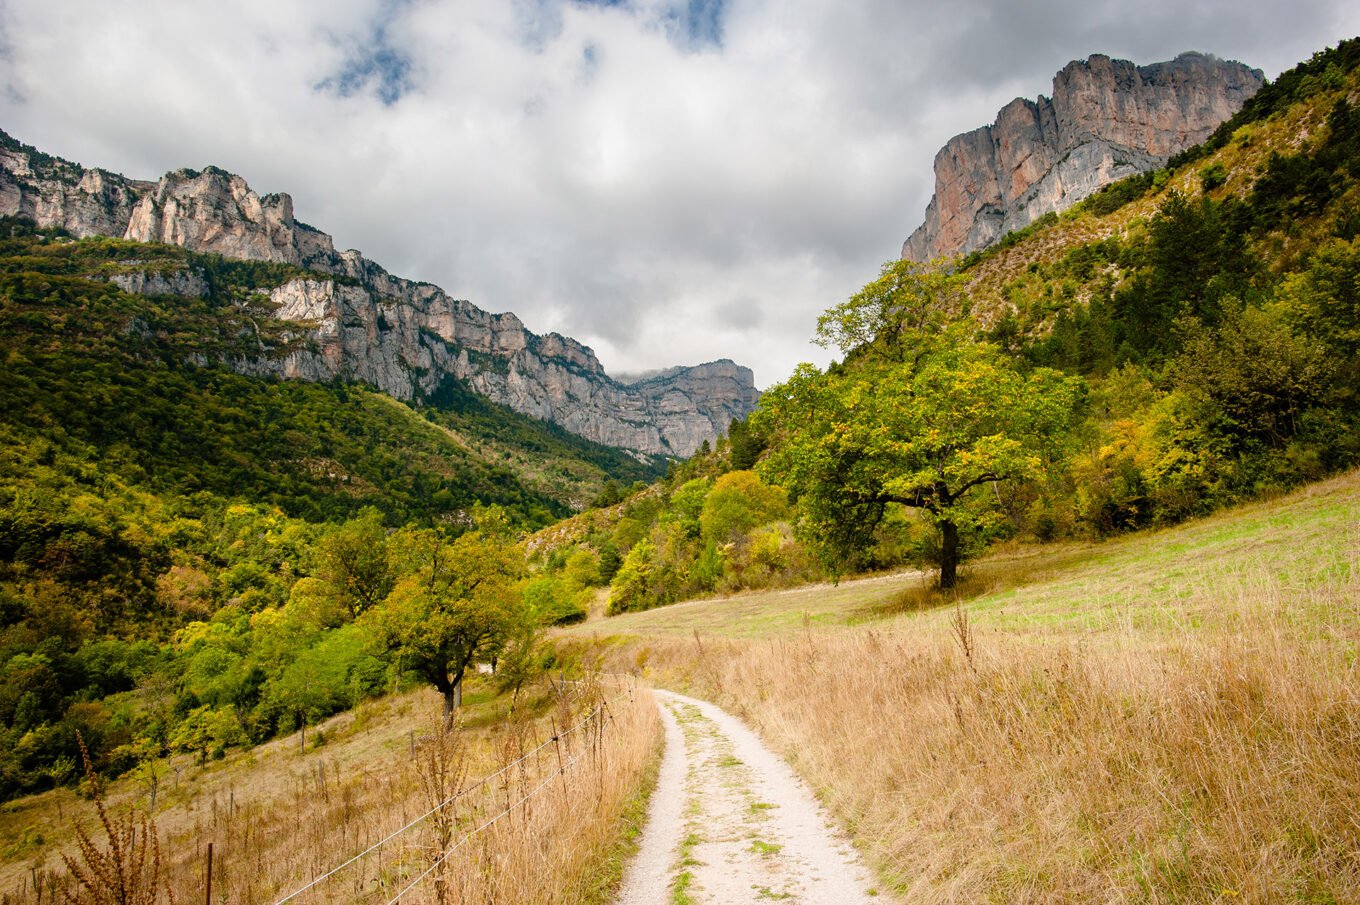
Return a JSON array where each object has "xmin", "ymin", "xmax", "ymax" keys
[
  {"xmin": 902, "ymin": 52, "xmax": 1264, "ymax": 262},
  {"xmin": 0, "ymin": 132, "xmax": 758, "ymax": 457}
]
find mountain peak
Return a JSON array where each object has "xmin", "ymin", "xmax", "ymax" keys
[{"xmin": 902, "ymin": 51, "xmax": 1264, "ymax": 262}]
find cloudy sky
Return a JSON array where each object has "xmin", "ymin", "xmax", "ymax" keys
[{"xmin": 2, "ymin": 1, "xmax": 1357, "ymax": 386}]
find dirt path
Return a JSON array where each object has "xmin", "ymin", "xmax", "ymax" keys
[{"xmin": 615, "ymin": 690, "xmax": 885, "ymax": 905}]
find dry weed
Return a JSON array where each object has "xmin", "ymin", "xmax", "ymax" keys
[
  {"xmin": 9, "ymin": 677, "xmax": 660, "ymax": 905},
  {"xmin": 61, "ymin": 735, "xmax": 175, "ymax": 905},
  {"xmin": 626, "ymin": 555, "xmax": 1360, "ymax": 902}
]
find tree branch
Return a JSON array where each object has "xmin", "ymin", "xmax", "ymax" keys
[{"xmin": 951, "ymin": 473, "xmax": 1007, "ymax": 500}]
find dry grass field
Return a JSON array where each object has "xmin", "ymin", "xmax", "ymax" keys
[
  {"xmin": 567, "ymin": 470, "xmax": 1360, "ymax": 902},
  {"xmin": 1, "ymin": 675, "xmax": 661, "ymax": 904}
]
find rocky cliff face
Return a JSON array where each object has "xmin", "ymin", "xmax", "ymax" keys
[
  {"xmin": 0, "ymin": 133, "xmax": 758, "ymax": 457},
  {"xmin": 902, "ymin": 52, "xmax": 1264, "ymax": 262}
]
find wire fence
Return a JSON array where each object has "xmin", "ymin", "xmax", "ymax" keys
[
  {"xmin": 269, "ymin": 679, "xmax": 636, "ymax": 905},
  {"xmin": 381, "ymin": 743, "xmax": 593, "ymax": 905}
]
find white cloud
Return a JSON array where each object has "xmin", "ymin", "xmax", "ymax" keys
[{"xmin": 2, "ymin": 1, "xmax": 1357, "ymax": 385}]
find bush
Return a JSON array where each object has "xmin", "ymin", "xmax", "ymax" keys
[
  {"xmin": 1200, "ymin": 162, "xmax": 1228, "ymax": 192},
  {"xmin": 699, "ymin": 471, "xmax": 788, "ymax": 545}
]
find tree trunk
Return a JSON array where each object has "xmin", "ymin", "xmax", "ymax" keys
[
  {"xmin": 439, "ymin": 676, "xmax": 464, "ymax": 730},
  {"xmin": 938, "ymin": 519, "xmax": 959, "ymax": 590},
  {"xmin": 441, "ymin": 684, "xmax": 454, "ymax": 728}
]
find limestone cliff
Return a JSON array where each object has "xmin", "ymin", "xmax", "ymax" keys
[
  {"xmin": 0, "ymin": 132, "xmax": 758, "ymax": 457},
  {"xmin": 902, "ymin": 52, "xmax": 1264, "ymax": 262}
]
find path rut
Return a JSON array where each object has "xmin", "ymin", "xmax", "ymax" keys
[{"xmin": 615, "ymin": 690, "xmax": 883, "ymax": 905}]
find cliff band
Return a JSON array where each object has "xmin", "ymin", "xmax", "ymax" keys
[
  {"xmin": 0, "ymin": 135, "xmax": 758, "ymax": 457},
  {"xmin": 902, "ymin": 52, "xmax": 1264, "ymax": 262}
]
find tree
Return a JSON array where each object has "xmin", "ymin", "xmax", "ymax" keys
[
  {"xmin": 361, "ymin": 527, "xmax": 524, "ymax": 725},
  {"xmin": 315, "ymin": 507, "xmax": 393, "ymax": 619},
  {"xmin": 521, "ymin": 574, "xmax": 586, "ymax": 625},
  {"xmin": 757, "ymin": 262, "xmax": 1085, "ymax": 589},
  {"xmin": 591, "ymin": 480, "xmax": 625, "ymax": 509},
  {"xmin": 492, "ymin": 620, "xmax": 550, "ymax": 703},
  {"xmin": 815, "ymin": 257, "xmax": 969, "ymax": 365},
  {"xmin": 1173, "ymin": 302, "xmax": 1334, "ymax": 449},
  {"xmin": 561, "ymin": 547, "xmax": 602, "ymax": 589},
  {"xmin": 263, "ymin": 624, "xmax": 381, "ymax": 733},
  {"xmin": 1279, "ymin": 237, "xmax": 1360, "ymax": 357},
  {"xmin": 664, "ymin": 477, "xmax": 711, "ymax": 540},
  {"xmin": 699, "ymin": 471, "xmax": 788, "ymax": 545},
  {"xmin": 727, "ymin": 417, "xmax": 768, "ymax": 470},
  {"xmin": 1111, "ymin": 191, "xmax": 1255, "ymax": 359},
  {"xmin": 607, "ymin": 538, "xmax": 658, "ymax": 614},
  {"xmin": 169, "ymin": 706, "xmax": 244, "ymax": 764},
  {"xmin": 597, "ymin": 541, "xmax": 622, "ymax": 583}
]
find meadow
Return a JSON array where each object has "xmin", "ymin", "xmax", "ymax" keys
[{"xmin": 567, "ymin": 469, "xmax": 1360, "ymax": 902}]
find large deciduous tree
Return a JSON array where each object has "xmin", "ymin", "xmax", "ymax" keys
[
  {"xmin": 757, "ymin": 259, "xmax": 1085, "ymax": 589},
  {"xmin": 361, "ymin": 525, "xmax": 525, "ymax": 725}
]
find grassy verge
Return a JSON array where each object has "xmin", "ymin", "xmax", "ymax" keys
[
  {"xmin": 577, "ymin": 701, "xmax": 666, "ymax": 905},
  {"xmin": 575, "ymin": 470, "xmax": 1360, "ymax": 902}
]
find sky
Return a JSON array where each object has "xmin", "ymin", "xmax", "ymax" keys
[{"xmin": 2, "ymin": 1, "xmax": 1357, "ymax": 387}]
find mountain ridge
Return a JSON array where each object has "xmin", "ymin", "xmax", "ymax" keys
[
  {"xmin": 902, "ymin": 51, "xmax": 1264, "ymax": 262},
  {"xmin": 0, "ymin": 132, "xmax": 758, "ymax": 457}
]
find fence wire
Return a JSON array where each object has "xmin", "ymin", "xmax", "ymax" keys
[{"xmin": 270, "ymin": 681, "xmax": 633, "ymax": 905}]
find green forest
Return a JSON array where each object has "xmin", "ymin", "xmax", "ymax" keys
[
  {"xmin": 522, "ymin": 40, "xmax": 1360, "ymax": 611},
  {"xmin": 0, "ymin": 225, "xmax": 657, "ymax": 799}
]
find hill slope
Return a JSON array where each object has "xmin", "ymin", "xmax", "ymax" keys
[
  {"xmin": 550, "ymin": 37, "xmax": 1360, "ymax": 626},
  {"xmin": 0, "ymin": 222, "xmax": 661, "ymax": 524},
  {"xmin": 0, "ymin": 219, "xmax": 669, "ymax": 801},
  {"xmin": 958, "ymin": 38, "xmax": 1360, "ymax": 332}
]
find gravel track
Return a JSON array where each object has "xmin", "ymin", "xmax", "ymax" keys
[{"xmin": 614, "ymin": 690, "xmax": 884, "ymax": 905}]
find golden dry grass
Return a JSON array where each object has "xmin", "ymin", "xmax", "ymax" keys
[
  {"xmin": 584, "ymin": 470, "xmax": 1360, "ymax": 902},
  {"xmin": 563, "ymin": 568, "xmax": 925, "ymax": 640},
  {"xmin": 3, "ymin": 676, "xmax": 660, "ymax": 904}
]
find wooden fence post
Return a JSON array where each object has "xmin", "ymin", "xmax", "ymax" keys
[{"xmin": 204, "ymin": 841, "xmax": 214, "ymax": 905}]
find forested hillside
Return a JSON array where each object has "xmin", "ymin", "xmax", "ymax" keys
[
  {"xmin": 545, "ymin": 39, "xmax": 1360, "ymax": 613},
  {"xmin": 0, "ymin": 221, "xmax": 662, "ymax": 799}
]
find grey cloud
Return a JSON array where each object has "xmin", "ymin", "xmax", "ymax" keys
[
  {"xmin": 315, "ymin": 6, "xmax": 419, "ymax": 107},
  {"xmin": 714, "ymin": 297, "xmax": 764, "ymax": 330},
  {"xmin": 0, "ymin": 0, "xmax": 1357, "ymax": 386}
]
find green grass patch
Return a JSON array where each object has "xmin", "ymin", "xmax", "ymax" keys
[
  {"xmin": 754, "ymin": 885, "xmax": 794, "ymax": 899},
  {"xmin": 671, "ymin": 870, "xmax": 696, "ymax": 905},
  {"xmin": 564, "ymin": 470, "xmax": 1360, "ymax": 646},
  {"xmin": 749, "ymin": 838, "xmax": 783, "ymax": 856}
]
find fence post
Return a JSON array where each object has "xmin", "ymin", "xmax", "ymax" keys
[{"xmin": 204, "ymin": 841, "xmax": 214, "ymax": 905}]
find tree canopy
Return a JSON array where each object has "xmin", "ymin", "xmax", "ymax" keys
[
  {"xmin": 361, "ymin": 524, "xmax": 526, "ymax": 722},
  {"xmin": 758, "ymin": 262, "xmax": 1085, "ymax": 588}
]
